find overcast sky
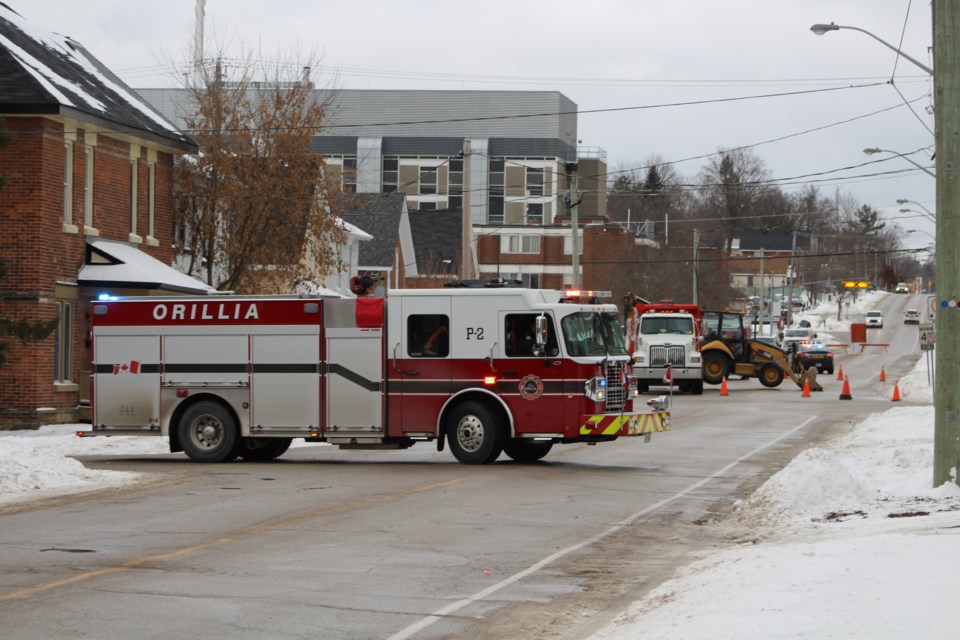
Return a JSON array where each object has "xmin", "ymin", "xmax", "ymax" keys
[{"xmin": 19, "ymin": 1, "xmax": 937, "ymax": 252}]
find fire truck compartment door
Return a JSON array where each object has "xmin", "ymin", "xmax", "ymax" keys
[
  {"xmin": 251, "ymin": 332, "xmax": 321, "ymax": 430},
  {"xmin": 326, "ymin": 327, "xmax": 383, "ymax": 433},
  {"xmin": 93, "ymin": 334, "xmax": 161, "ymax": 428}
]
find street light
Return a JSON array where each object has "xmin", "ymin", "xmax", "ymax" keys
[
  {"xmin": 863, "ymin": 147, "xmax": 936, "ymax": 178},
  {"xmin": 898, "ymin": 207, "xmax": 937, "ymax": 223},
  {"xmin": 907, "ymin": 228, "xmax": 935, "ymax": 239},
  {"xmin": 810, "ymin": 22, "xmax": 933, "ymax": 75},
  {"xmin": 896, "ymin": 198, "xmax": 936, "ymax": 218}
]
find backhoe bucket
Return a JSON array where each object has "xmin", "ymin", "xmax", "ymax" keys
[{"xmin": 798, "ymin": 368, "xmax": 823, "ymax": 392}]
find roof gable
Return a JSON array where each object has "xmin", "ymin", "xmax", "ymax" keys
[
  {"xmin": 337, "ymin": 193, "xmax": 409, "ymax": 271},
  {"xmin": 0, "ymin": 4, "xmax": 195, "ymax": 152}
]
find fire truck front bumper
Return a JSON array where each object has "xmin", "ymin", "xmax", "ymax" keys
[{"xmin": 578, "ymin": 410, "xmax": 671, "ymax": 438}]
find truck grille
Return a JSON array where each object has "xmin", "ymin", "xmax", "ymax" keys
[
  {"xmin": 650, "ymin": 346, "xmax": 685, "ymax": 367},
  {"xmin": 605, "ymin": 360, "xmax": 628, "ymax": 412}
]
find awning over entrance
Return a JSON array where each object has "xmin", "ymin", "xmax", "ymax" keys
[{"xmin": 78, "ymin": 239, "xmax": 216, "ymax": 295}]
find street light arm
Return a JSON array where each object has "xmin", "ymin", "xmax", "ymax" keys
[
  {"xmin": 864, "ymin": 147, "xmax": 936, "ymax": 178},
  {"xmin": 810, "ymin": 22, "xmax": 933, "ymax": 75}
]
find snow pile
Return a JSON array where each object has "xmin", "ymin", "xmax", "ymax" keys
[{"xmin": 591, "ymin": 353, "xmax": 960, "ymax": 640}]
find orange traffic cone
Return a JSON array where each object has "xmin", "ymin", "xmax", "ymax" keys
[
  {"xmin": 892, "ymin": 380, "xmax": 901, "ymax": 402},
  {"xmin": 802, "ymin": 377, "xmax": 811, "ymax": 398},
  {"xmin": 836, "ymin": 365, "xmax": 844, "ymax": 381},
  {"xmin": 879, "ymin": 366, "xmax": 887, "ymax": 382},
  {"xmin": 720, "ymin": 376, "xmax": 729, "ymax": 396},
  {"xmin": 839, "ymin": 376, "xmax": 853, "ymax": 400}
]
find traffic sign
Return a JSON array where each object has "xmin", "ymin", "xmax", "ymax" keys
[{"xmin": 920, "ymin": 323, "xmax": 936, "ymax": 351}]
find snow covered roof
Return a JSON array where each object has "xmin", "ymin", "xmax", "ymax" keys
[
  {"xmin": 0, "ymin": 3, "xmax": 195, "ymax": 153},
  {"xmin": 78, "ymin": 239, "xmax": 216, "ymax": 295}
]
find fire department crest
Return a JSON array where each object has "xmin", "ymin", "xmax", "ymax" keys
[{"xmin": 519, "ymin": 374, "xmax": 543, "ymax": 400}]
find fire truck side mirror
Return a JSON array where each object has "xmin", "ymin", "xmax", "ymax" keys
[{"xmin": 535, "ymin": 315, "xmax": 548, "ymax": 344}]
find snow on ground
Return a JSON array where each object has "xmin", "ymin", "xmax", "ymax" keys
[
  {"xmin": 2, "ymin": 291, "xmax": 957, "ymax": 639},
  {"xmin": 589, "ymin": 292, "xmax": 960, "ymax": 640}
]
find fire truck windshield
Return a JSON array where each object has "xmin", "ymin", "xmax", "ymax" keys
[
  {"xmin": 561, "ymin": 311, "xmax": 629, "ymax": 357},
  {"xmin": 640, "ymin": 316, "xmax": 694, "ymax": 335}
]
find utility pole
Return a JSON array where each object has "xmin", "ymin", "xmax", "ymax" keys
[
  {"xmin": 568, "ymin": 162, "xmax": 581, "ymax": 289},
  {"xmin": 692, "ymin": 229, "xmax": 700, "ymax": 306},
  {"xmin": 934, "ymin": 0, "xmax": 960, "ymax": 487},
  {"xmin": 460, "ymin": 141, "xmax": 476, "ymax": 280}
]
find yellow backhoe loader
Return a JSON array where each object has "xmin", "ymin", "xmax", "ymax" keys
[{"xmin": 700, "ymin": 311, "xmax": 822, "ymax": 391}]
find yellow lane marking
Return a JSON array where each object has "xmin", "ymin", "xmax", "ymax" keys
[{"xmin": 0, "ymin": 478, "xmax": 462, "ymax": 602}]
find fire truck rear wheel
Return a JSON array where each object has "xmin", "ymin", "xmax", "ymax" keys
[
  {"xmin": 503, "ymin": 440, "xmax": 553, "ymax": 463},
  {"xmin": 178, "ymin": 401, "xmax": 239, "ymax": 462},
  {"xmin": 235, "ymin": 437, "xmax": 293, "ymax": 462},
  {"xmin": 447, "ymin": 401, "xmax": 504, "ymax": 464},
  {"xmin": 701, "ymin": 352, "xmax": 729, "ymax": 385}
]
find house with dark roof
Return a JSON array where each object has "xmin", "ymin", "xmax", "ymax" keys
[
  {"xmin": 405, "ymin": 209, "xmax": 463, "ymax": 286},
  {"xmin": 0, "ymin": 4, "xmax": 202, "ymax": 427},
  {"xmin": 336, "ymin": 193, "xmax": 413, "ymax": 295},
  {"xmin": 729, "ymin": 229, "xmax": 811, "ymax": 304}
]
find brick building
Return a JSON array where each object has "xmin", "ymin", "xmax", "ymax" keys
[{"xmin": 0, "ymin": 6, "xmax": 201, "ymax": 427}]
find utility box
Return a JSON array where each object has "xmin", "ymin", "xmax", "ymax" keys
[{"xmin": 850, "ymin": 323, "xmax": 866, "ymax": 343}]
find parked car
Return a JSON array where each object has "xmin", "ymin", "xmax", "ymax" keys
[
  {"xmin": 895, "ymin": 282, "xmax": 909, "ymax": 293},
  {"xmin": 797, "ymin": 342, "xmax": 834, "ymax": 375},
  {"xmin": 904, "ymin": 309, "xmax": 921, "ymax": 324},
  {"xmin": 865, "ymin": 310, "xmax": 883, "ymax": 328}
]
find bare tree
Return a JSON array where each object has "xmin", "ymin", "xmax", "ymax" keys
[
  {"xmin": 695, "ymin": 148, "xmax": 774, "ymax": 252},
  {"xmin": 175, "ymin": 48, "xmax": 346, "ymax": 293}
]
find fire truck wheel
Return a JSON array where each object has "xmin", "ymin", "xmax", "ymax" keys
[
  {"xmin": 701, "ymin": 352, "xmax": 729, "ymax": 385},
  {"xmin": 758, "ymin": 362, "xmax": 784, "ymax": 388},
  {"xmin": 235, "ymin": 437, "xmax": 293, "ymax": 462},
  {"xmin": 503, "ymin": 440, "xmax": 553, "ymax": 463},
  {"xmin": 447, "ymin": 401, "xmax": 504, "ymax": 464},
  {"xmin": 178, "ymin": 401, "xmax": 239, "ymax": 462}
]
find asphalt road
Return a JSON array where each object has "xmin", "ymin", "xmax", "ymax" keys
[{"xmin": 0, "ymin": 301, "xmax": 927, "ymax": 640}]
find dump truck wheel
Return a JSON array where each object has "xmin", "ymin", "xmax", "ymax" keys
[
  {"xmin": 447, "ymin": 401, "xmax": 504, "ymax": 464},
  {"xmin": 758, "ymin": 362, "xmax": 784, "ymax": 388},
  {"xmin": 689, "ymin": 380, "xmax": 704, "ymax": 395},
  {"xmin": 702, "ymin": 352, "xmax": 729, "ymax": 385}
]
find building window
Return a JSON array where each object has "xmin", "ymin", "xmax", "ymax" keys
[
  {"xmin": 503, "ymin": 234, "xmax": 541, "ymax": 254},
  {"xmin": 525, "ymin": 203, "xmax": 543, "ymax": 225},
  {"xmin": 488, "ymin": 159, "xmax": 504, "ymax": 224},
  {"xmin": 83, "ymin": 145, "xmax": 94, "ymax": 228},
  {"xmin": 501, "ymin": 272, "xmax": 540, "ymax": 289},
  {"xmin": 408, "ymin": 314, "xmax": 449, "ymax": 358},
  {"xmin": 63, "ymin": 142, "xmax": 73, "ymax": 224},
  {"xmin": 54, "ymin": 301, "xmax": 74, "ymax": 384},
  {"xmin": 342, "ymin": 157, "xmax": 357, "ymax": 193},
  {"xmin": 147, "ymin": 163, "xmax": 156, "ymax": 238},
  {"xmin": 448, "ymin": 158, "xmax": 463, "ymax": 210},
  {"xmin": 526, "ymin": 167, "xmax": 544, "ymax": 197},
  {"xmin": 129, "ymin": 159, "xmax": 139, "ymax": 235},
  {"xmin": 382, "ymin": 157, "xmax": 398, "ymax": 193},
  {"xmin": 563, "ymin": 235, "xmax": 584, "ymax": 255},
  {"xmin": 419, "ymin": 166, "xmax": 438, "ymax": 195}
]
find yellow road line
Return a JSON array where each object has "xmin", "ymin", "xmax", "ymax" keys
[{"xmin": 0, "ymin": 478, "xmax": 462, "ymax": 602}]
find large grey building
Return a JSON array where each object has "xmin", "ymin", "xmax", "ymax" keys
[{"xmin": 138, "ymin": 88, "xmax": 608, "ymax": 288}]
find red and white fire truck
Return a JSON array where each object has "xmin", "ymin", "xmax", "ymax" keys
[{"xmin": 79, "ymin": 287, "xmax": 670, "ymax": 464}]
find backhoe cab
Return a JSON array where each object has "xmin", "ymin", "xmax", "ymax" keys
[{"xmin": 699, "ymin": 311, "xmax": 822, "ymax": 391}]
